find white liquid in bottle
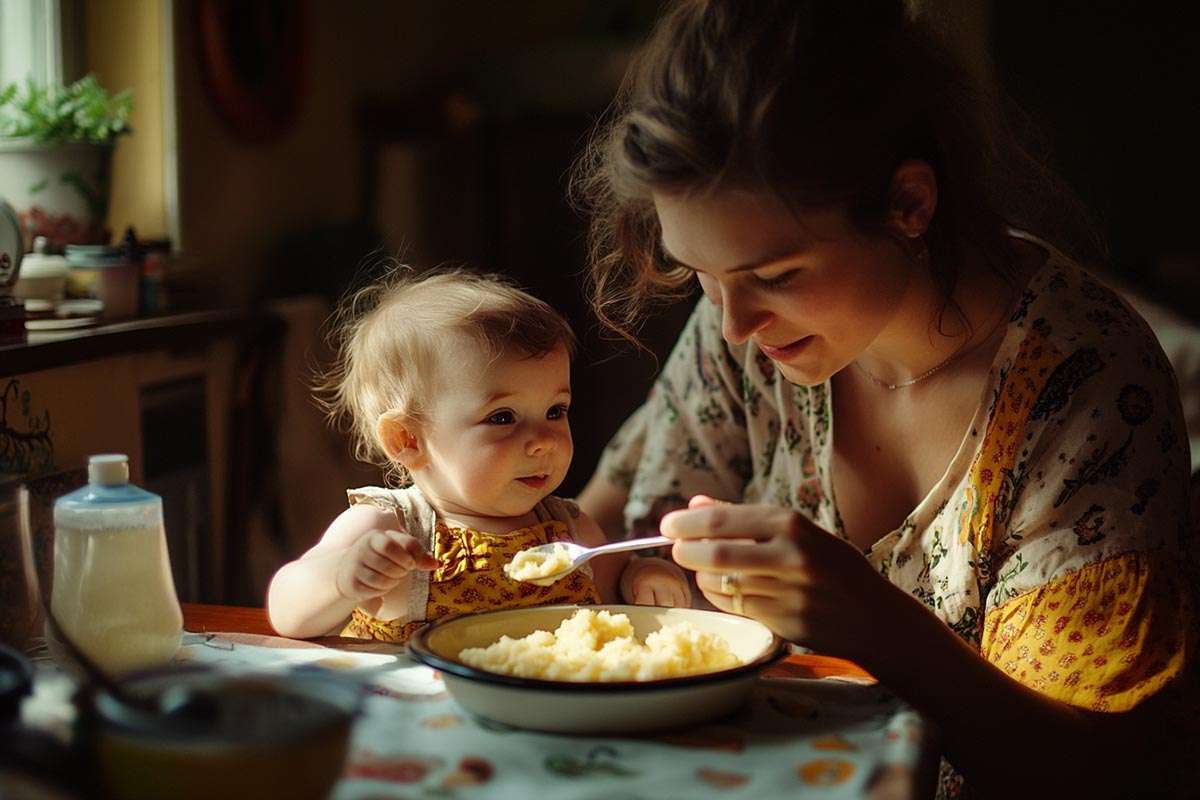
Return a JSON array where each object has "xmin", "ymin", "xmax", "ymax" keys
[{"xmin": 50, "ymin": 454, "xmax": 182, "ymax": 675}]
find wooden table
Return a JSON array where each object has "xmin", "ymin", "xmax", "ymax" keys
[{"xmin": 181, "ymin": 603, "xmax": 875, "ymax": 681}]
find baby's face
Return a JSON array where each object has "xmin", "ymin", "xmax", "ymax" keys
[{"xmin": 414, "ymin": 335, "xmax": 573, "ymax": 519}]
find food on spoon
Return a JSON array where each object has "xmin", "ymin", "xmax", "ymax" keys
[
  {"xmin": 458, "ymin": 608, "xmax": 740, "ymax": 681},
  {"xmin": 503, "ymin": 542, "xmax": 572, "ymax": 583}
]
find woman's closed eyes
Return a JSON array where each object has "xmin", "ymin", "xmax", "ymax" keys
[{"xmin": 751, "ymin": 269, "xmax": 799, "ymax": 289}]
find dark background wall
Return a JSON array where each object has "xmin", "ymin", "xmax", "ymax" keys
[
  {"xmin": 992, "ymin": 1, "xmax": 1200, "ymax": 317},
  {"xmin": 173, "ymin": 0, "xmax": 688, "ymax": 501},
  {"xmin": 161, "ymin": 2, "xmax": 1199, "ymax": 599},
  {"xmin": 172, "ymin": 1, "xmax": 1200, "ymax": 484}
]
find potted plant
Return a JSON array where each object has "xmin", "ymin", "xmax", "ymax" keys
[{"xmin": 0, "ymin": 75, "xmax": 132, "ymax": 253}]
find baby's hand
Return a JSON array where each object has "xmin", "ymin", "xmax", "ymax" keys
[
  {"xmin": 623, "ymin": 557, "xmax": 692, "ymax": 608},
  {"xmin": 335, "ymin": 530, "xmax": 438, "ymax": 603}
]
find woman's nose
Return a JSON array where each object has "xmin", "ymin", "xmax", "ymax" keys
[{"xmin": 720, "ymin": 292, "xmax": 771, "ymax": 345}]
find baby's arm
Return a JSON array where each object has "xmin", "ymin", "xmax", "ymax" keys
[
  {"xmin": 266, "ymin": 503, "xmax": 436, "ymax": 638},
  {"xmin": 572, "ymin": 512, "xmax": 691, "ymax": 607}
]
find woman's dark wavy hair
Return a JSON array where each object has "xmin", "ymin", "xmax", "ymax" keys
[{"xmin": 571, "ymin": 0, "xmax": 1104, "ymax": 344}]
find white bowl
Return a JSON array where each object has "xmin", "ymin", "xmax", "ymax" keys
[{"xmin": 408, "ymin": 604, "xmax": 787, "ymax": 734}]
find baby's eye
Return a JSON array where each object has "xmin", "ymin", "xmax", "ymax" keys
[
  {"xmin": 546, "ymin": 404, "xmax": 569, "ymax": 420},
  {"xmin": 753, "ymin": 270, "xmax": 797, "ymax": 289},
  {"xmin": 486, "ymin": 410, "xmax": 515, "ymax": 425}
]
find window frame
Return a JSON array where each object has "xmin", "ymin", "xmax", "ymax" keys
[{"xmin": 0, "ymin": 0, "xmax": 82, "ymax": 89}]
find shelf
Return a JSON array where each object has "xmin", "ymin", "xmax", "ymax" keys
[{"xmin": 0, "ymin": 308, "xmax": 271, "ymax": 377}]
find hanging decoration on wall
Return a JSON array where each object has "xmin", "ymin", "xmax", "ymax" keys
[
  {"xmin": 0, "ymin": 379, "xmax": 54, "ymax": 476},
  {"xmin": 196, "ymin": 0, "xmax": 306, "ymax": 143}
]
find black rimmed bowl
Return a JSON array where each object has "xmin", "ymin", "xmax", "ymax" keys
[
  {"xmin": 408, "ymin": 604, "xmax": 787, "ymax": 734},
  {"xmin": 80, "ymin": 666, "xmax": 361, "ymax": 800}
]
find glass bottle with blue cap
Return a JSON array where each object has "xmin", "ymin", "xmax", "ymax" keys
[{"xmin": 50, "ymin": 454, "xmax": 182, "ymax": 675}]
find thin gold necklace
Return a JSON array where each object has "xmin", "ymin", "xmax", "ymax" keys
[{"xmin": 854, "ymin": 310, "xmax": 1009, "ymax": 390}]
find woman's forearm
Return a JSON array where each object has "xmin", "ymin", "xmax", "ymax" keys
[
  {"xmin": 266, "ymin": 548, "xmax": 359, "ymax": 638},
  {"xmin": 864, "ymin": 588, "xmax": 1143, "ymax": 796},
  {"xmin": 577, "ymin": 474, "xmax": 629, "ymax": 541}
]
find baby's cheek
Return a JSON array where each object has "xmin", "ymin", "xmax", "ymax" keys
[
  {"xmin": 555, "ymin": 431, "xmax": 574, "ymax": 464},
  {"xmin": 459, "ymin": 463, "xmax": 512, "ymax": 509}
]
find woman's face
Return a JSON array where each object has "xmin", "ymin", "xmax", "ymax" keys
[{"xmin": 653, "ymin": 187, "xmax": 916, "ymax": 386}]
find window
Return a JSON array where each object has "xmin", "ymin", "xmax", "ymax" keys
[{"xmin": 0, "ymin": 0, "xmax": 80, "ymax": 88}]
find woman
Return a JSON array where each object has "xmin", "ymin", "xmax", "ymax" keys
[{"xmin": 573, "ymin": 1, "xmax": 1196, "ymax": 796}]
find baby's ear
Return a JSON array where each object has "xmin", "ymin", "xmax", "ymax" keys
[{"xmin": 378, "ymin": 411, "xmax": 427, "ymax": 471}]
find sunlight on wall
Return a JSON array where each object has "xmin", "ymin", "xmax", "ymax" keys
[{"xmin": 85, "ymin": 0, "xmax": 167, "ymax": 240}]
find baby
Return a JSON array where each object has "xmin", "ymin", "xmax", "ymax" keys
[{"xmin": 267, "ymin": 269, "xmax": 690, "ymax": 642}]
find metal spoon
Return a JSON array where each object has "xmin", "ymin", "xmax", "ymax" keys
[{"xmin": 510, "ymin": 536, "xmax": 673, "ymax": 587}]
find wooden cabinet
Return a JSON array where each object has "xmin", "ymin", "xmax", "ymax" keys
[{"xmin": 1, "ymin": 312, "xmax": 247, "ymax": 602}]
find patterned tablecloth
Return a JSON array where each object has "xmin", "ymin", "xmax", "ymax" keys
[{"xmin": 172, "ymin": 631, "xmax": 935, "ymax": 799}]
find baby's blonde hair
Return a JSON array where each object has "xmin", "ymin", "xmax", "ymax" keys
[{"xmin": 316, "ymin": 266, "xmax": 577, "ymax": 486}]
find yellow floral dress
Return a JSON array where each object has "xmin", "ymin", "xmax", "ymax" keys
[
  {"xmin": 596, "ymin": 235, "xmax": 1196, "ymax": 796},
  {"xmin": 340, "ymin": 487, "xmax": 600, "ymax": 644}
]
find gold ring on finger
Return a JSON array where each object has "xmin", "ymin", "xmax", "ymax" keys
[{"xmin": 720, "ymin": 572, "xmax": 744, "ymax": 615}]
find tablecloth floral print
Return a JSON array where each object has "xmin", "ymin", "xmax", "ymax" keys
[{"xmin": 178, "ymin": 632, "xmax": 931, "ymax": 799}]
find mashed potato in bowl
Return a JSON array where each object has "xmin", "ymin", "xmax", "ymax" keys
[
  {"xmin": 458, "ymin": 608, "xmax": 741, "ymax": 682},
  {"xmin": 408, "ymin": 604, "xmax": 787, "ymax": 734}
]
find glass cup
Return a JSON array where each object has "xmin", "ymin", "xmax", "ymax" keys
[{"xmin": 0, "ymin": 478, "xmax": 40, "ymax": 653}]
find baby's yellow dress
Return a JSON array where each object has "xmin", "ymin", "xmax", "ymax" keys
[{"xmin": 339, "ymin": 486, "xmax": 600, "ymax": 644}]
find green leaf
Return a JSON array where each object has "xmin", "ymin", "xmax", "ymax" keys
[{"xmin": 0, "ymin": 73, "xmax": 133, "ymax": 144}]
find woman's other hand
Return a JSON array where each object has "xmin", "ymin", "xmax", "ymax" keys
[{"xmin": 661, "ymin": 495, "xmax": 914, "ymax": 661}]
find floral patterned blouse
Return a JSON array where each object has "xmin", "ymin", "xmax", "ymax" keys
[{"xmin": 597, "ymin": 238, "xmax": 1195, "ymax": 793}]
